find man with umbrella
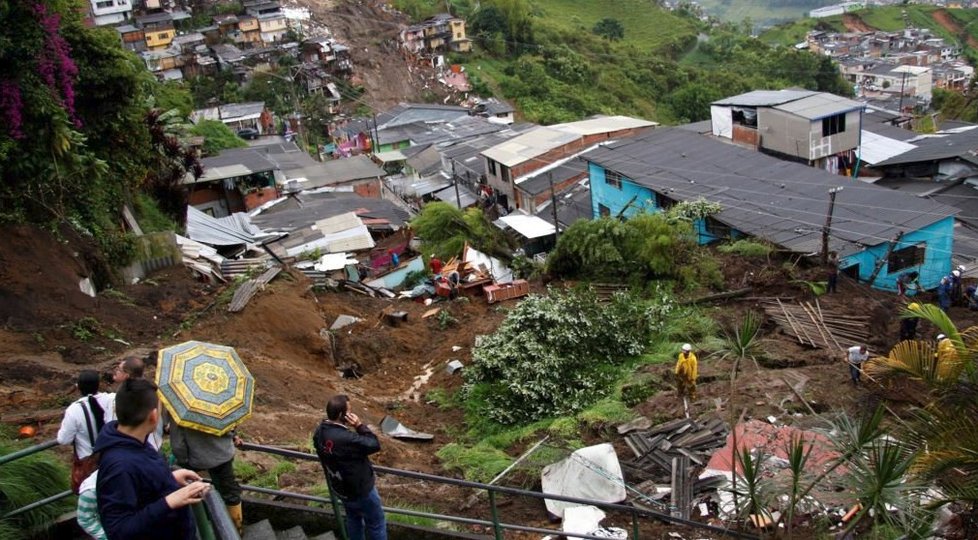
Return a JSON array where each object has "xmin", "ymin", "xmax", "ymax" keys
[
  {"xmin": 156, "ymin": 341, "xmax": 255, "ymax": 534},
  {"xmin": 313, "ymin": 395, "xmax": 387, "ymax": 540},
  {"xmin": 167, "ymin": 416, "xmax": 245, "ymax": 532}
]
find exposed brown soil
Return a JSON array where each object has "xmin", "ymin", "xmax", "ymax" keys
[
  {"xmin": 296, "ymin": 0, "xmax": 453, "ymax": 110},
  {"xmin": 932, "ymin": 9, "xmax": 978, "ymax": 50},
  {"xmin": 4, "ymin": 223, "xmax": 977, "ymax": 537},
  {"xmin": 842, "ymin": 13, "xmax": 875, "ymax": 33}
]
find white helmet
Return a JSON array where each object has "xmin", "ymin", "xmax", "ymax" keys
[
  {"xmin": 937, "ymin": 334, "xmax": 947, "ymax": 341},
  {"xmin": 958, "ymin": 265, "xmax": 967, "ymax": 273},
  {"xmin": 953, "ymin": 270, "xmax": 961, "ymax": 278},
  {"xmin": 682, "ymin": 343, "xmax": 692, "ymax": 352}
]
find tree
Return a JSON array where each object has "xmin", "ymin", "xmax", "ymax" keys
[
  {"xmin": 665, "ymin": 82, "xmax": 725, "ymax": 122},
  {"xmin": 410, "ymin": 202, "xmax": 512, "ymax": 260},
  {"xmin": 464, "ymin": 287, "xmax": 657, "ymax": 424},
  {"xmin": 866, "ymin": 303, "xmax": 978, "ymax": 511},
  {"xmin": 592, "ymin": 18, "xmax": 625, "ymax": 41},
  {"xmin": 189, "ymin": 120, "xmax": 248, "ymax": 156}
]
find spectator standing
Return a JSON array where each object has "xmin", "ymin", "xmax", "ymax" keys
[
  {"xmin": 313, "ymin": 395, "xmax": 387, "ymax": 540},
  {"xmin": 77, "ymin": 471, "xmax": 107, "ymax": 540},
  {"xmin": 95, "ymin": 378, "xmax": 209, "ymax": 540},
  {"xmin": 166, "ymin": 410, "xmax": 245, "ymax": 533},
  {"xmin": 847, "ymin": 345, "xmax": 869, "ymax": 385},
  {"xmin": 57, "ymin": 370, "xmax": 113, "ymax": 493},
  {"xmin": 109, "ymin": 355, "xmax": 163, "ymax": 450}
]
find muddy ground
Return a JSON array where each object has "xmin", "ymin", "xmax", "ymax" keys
[{"xmin": 3, "ymin": 224, "xmax": 975, "ymax": 538}]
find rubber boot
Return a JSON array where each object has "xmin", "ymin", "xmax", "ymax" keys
[{"xmin": 226, "ymin": 503, "xmax": 243, "ymax": 534}]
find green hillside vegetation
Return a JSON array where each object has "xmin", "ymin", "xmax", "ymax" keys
[
  {"xmin": 695, "ymin": 0, "xmax": 836, "ymax": 27},
  {"xmin": 758, "ymin": 16, "xmax": 845, "ymax": 45},
  {"xmin": 532, "ymin": 0, "xmax": 698, "ymax": 51},
  {"xmin": 448, "ymin": 0, "xmax": 850, "ymax": 124}
]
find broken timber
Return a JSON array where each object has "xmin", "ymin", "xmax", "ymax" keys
[
  {"xmin": 228, "ymin": 266, "xmax": 282, "ymax": 313},
  {"xmin": 762, "ymin": 299, "xmax": 869, "ymax": 351},
  {"xmin": 621, "ymin": 417, "xmax": 728, "ymax": 496}
]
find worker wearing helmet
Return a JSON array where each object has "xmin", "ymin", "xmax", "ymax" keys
[
  {"xmin": 899, "ymin": 302, "xmax": 921, "ymax": 342},
  {"xmin": 951, "ymin": 269, "xmax": 964, "ymax": 307},
  {"xmin": 936, "ymin": 334, "xmax": 958, "ymax": 365},
  {"xmin": 674, "ymin": 343, "xmax": 698, "ymax": 401}
]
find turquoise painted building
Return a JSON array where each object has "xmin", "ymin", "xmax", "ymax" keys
[{"xmin": 584, "ymin": 129, "xmax": 958, "ymax": 292}]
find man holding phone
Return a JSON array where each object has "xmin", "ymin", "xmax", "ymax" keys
[{"xmin": 312, "ymin": 395, "xmax": 387, "ymax": 540}]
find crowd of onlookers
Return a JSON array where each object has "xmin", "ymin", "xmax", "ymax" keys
[{"xmin": 57, "ymin": 356, "xmax": 388, "ymax": 540}]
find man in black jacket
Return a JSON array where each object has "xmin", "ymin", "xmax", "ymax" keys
[{"xmin": 313, "ymin": 395, "xmax": 387, "ymax": 540}]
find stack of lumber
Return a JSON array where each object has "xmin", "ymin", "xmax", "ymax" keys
[
  {"xmin": 621, "ymin": 417, "xmax": 728, "ymax": 484},
  {"xmin": 591, "ymin": 283, "xmax": 630, "ymax": 302},
  {"xmin": 761, "ymin": 299, "xmax": 869, "ymax": 351},
  {"xmin": 228, "ymin": 266, "xmax": 282, "ymax": 312}
]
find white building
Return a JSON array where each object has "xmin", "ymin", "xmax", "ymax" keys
[{"xmin": 89, "ymin": 0, "xmax": 132, "ymax": 26}]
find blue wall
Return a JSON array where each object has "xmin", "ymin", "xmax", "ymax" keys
[
  {"xmin": 589, "ymin": 162, "xmax": 739, "ymax": 245},
  {"xmin": 839, "ymin": 216, "xmax": 954, "ymax": 292},
  {"xmin": 590, "ymin": 162, "xmax": 954, "ymax": 291}
]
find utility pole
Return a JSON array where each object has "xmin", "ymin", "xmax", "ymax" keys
[
  {"xmin": 548, "ymin": 171, "xmax": 559, "ymax": 240},
  {"xmin": 371, "ymin": 113, "xmax": 380, "ymax": 154},
  {"xmin": 821, "ymin": 186, "xmax": 843, "ymax": 265},
  {"xmin": 452, "ymin": 160, "xmax": 462, "ymax": 209},
  {"xmin": 898, "ymin": 70, "xmax": 907, "ymax": 113}
]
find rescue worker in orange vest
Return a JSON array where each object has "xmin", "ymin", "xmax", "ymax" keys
[{"xmin": 675, "ymin": 343, "xmax": 698, "ymax": 401}]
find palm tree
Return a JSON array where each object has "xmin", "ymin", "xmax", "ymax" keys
[{"xmin": 865, "ymin": 302, "xmax": 978, "ymax": 513}]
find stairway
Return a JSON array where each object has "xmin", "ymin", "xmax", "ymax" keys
[{"xmin": 242, "ymin": 519, "xmax": 337, "ymax": 540}]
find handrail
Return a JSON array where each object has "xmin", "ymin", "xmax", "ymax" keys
[
  {"xmin": 1, "ymin": 490, "xmax": 73, "ymax": 520},
  {"xmin": 243, "ymin": 485, "xmax": 674, "ymax": 540},
  {"xmin": 0, "ymin": 439, "xmax": 58, "ymax": 466},
  {"xmin": 239, "ymin": 442, "xmax": 758, "ymax": 539},
  {"xmin": 203, "ymin": 487, "xmax": 241, "ymax": 540}
]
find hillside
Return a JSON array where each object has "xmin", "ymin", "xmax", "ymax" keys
[
  {"xmin": 761, "ymin": 5, "xmax": 978, "ymax": 56},
  {"xmin": 532, "ymin": 0, "xmax": 699, "ymax": 52},
  {"xmin": 695, "ymin": 0, "xmax": 837, "ymax": 28}
]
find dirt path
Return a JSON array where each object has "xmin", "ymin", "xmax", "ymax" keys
[
  {"xmin": 842, "ymin": 13, "xmax": 875, "ymax": 33},
  {"xmin": 933, "ymin": 8, "xmax": 978, "ymax": 50}
]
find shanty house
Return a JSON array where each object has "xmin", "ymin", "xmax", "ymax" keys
[
  {"xmin": 584, "ymin": 128, "xmax": 957, "ymax": 291},
  {"xmin": 480, "ymin": 116, "xmax": 656, "ymax": 210},
  {"xmin": 711, "ymin": 90, "xmax": 864, "ymax": 173},
  {"xmin": 185, "ymin": 148, "xmax": 285, "ymax": 217}
]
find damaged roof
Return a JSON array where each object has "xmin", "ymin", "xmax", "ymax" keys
[
  {"xmin": 299, "ymin": 155, "xmax": 386, "ymax": 189},
  {"xmin": 582, "ymin": 128, "xmax": 957, "ymax": 256}
]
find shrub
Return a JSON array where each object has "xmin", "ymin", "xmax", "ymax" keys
[
  {"xmin": 463, "ymin": 287, "xmax": 666, "ymax": 424},
  {"xmin": 717, "ymin": 239, "xmax": 772, "ymax": 258}
]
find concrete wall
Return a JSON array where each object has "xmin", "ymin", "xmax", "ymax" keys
[
  {"xmin": 589, "ymin": 162, "xmax": 656, "ymax": 219},
  {"xmin": 839, "ymin": 216, "xmax": 954, "ymax": 291}
]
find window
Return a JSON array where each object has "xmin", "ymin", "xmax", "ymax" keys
[
  {"xmin": 888, "ymin": 243, "xmax": 926, "ymax": 273},
  {"xmin": 605, "ymin": 170, "xmax": 623, "ymax": 189},
  {"xmin": 95, "ymin": 0, "xmax": 113, "ymax": 7},
  {"xmin": 501, "ymin": 166, "xmax": 511, "ymax": 185},
  {"xmin": 731, "ymin": 107, "xmax": 758, "ymax": 128},
  {"xmin": 704, "ymin": 217, "xmax": 731, "ymax": 239},
  {"xmin": 598, "ymin": 204, "xmax": 611, "ymax": 217},
  {"xmin": 822, "ymin": 113, "xmax": 846, "ymax": 137},
  {"xmin": 658, "ymin": 194, "xmax": 677, "ymax": 210},
  {"xmin": 487, "ymin": 158, "xmax": 497, "ymax": 176}
]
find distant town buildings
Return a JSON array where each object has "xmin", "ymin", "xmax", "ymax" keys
[
  {"xmin": 399, "ymin": 14, "xmax": 471, "ymax": 56},
  {"xmin": 806, "ymin": 26, "xmax": 975, "ymax": 103}
]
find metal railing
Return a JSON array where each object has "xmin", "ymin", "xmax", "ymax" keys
[
  {"xmin": 238, "ymin": 442, "xmax": 758, "ymax": 540},
  {"xmin": 0, "ymin": 438, "xmax": 239, "ymax": 540}
]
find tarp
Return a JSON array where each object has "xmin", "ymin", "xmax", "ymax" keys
[
  {"xmin": 496, "ymin": 214, "xmax": 556, "ymax": 239},
  {"xmin": 380, "ymin": 415, "xmax": 434, "ymax": 441},
  {"xmin": 185, "ymin": 206, "xmax": 271, "ymax": 247},
  {"xmin": 540, "ymin": 443, "xmax": 627, "ymax": 518}
]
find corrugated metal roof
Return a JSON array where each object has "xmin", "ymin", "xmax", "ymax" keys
[
  {"xmin": 582, "ymin": 128, "xmax": 957, "ymax": 256},
  {"xmin": 876, "ymin": 128, "xmax": 978, "ymax": 167},
  {"xmin": 516, "ymin": 158, "xmax": 587, "ymax": 196},
  {"xmin": 190, "ymin": 148, "xmax": 278, "ymax": 184},
  {"xmin": 315, "ymin": 212, "xmax": 362, "ymax": 234},
  {"xmin": 301, "ymin": 155, "xmax": 386, "ymax": 189},
  {"xmin": 434, "ymin": 184, "xmax": 477, "ymax": 208},
  {"xmin": 481, "ymin": 116, "xmax": 655, "ymax": 167},
  {"xmin": 496, "ymin": 214, "xmax": 556, "ymax": 239},
  {"xmin": 713, "ymin": 90, "xmax": 817, "ymax": 107},
  {"xmin": 859, "ymin": 130, "xmax": 917, "ymax": 166},
  {"xmin": 772, "ymin": 93, "xmax": 864, "ymax": 120}
]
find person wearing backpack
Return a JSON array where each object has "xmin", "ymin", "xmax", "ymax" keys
[{"xmin": 57, "ymin": 370, "xmax": 113, "ymax": 494}]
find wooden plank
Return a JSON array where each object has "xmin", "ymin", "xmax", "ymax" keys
[{"xmin": 422, "ymin": 308, "xmax": 441, "ymax": 319}]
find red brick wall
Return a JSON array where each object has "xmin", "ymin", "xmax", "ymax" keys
[
  {"xmin": 529, "ymin": 171, "xmax": 587, "ymax": 208},
  {"xmin": 188, "ymin": 186, "xmax": 224, "ymax": 206},
  {"xmin": 352, "ymin": 178, "xmax": 381, "ymax": 198},
  {"xmin": 243, "ymin": 187, "xmax": 279, "ymax": 210}
]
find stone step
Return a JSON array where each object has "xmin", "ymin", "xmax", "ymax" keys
[
  {"xmin": 275, "ymin": 525, "xmax": 309, "ymax": 540},
  {"xmin": 242, "ymin": 519, "xmax": 277, "ymax": 540}
]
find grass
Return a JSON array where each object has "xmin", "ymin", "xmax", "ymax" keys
[
  {"xmin": 758, "ymin": 16, "xmax": 845, "ymax": 46},
  {"xmin": 0, "ymin": 433, "xmax": 74, "ymax": 538},
  {"xmin": 532, "ymin": 0, "xmax": 698, "ymax": 52},
  {"xmin": 695, "ymin": 0, "xmax": 837, "ymax": 27}
]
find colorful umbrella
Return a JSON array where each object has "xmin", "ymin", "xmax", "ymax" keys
[{"xmin": 156, "ymin": 341, "xmax": 255, "ymax": 436}]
